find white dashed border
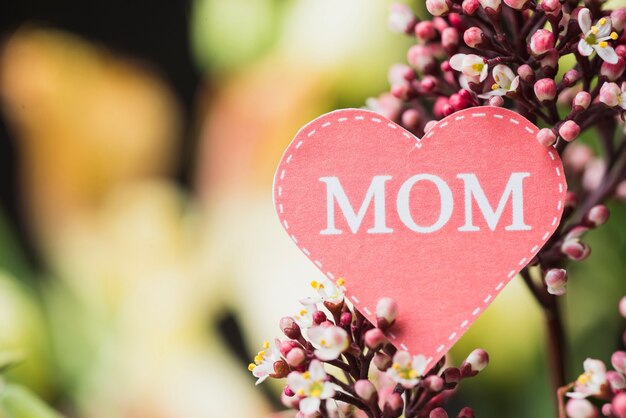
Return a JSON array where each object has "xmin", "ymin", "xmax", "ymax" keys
[{"xmin": 274, "ymin": 108, "xmax": 566, "ymax": 367}]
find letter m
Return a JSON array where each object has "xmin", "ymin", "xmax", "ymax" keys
[
  {"xmin": 457, "ymin": 172, "xmax": 531, "ymax": 232},
  {"xmin": 319, "ymin": 176, "xmax": 393, "ymax": 235}
]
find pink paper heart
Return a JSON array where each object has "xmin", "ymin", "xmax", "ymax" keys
[{"xmin": 273, "ymin": 106, "xmax": 565, "ymax": 370}]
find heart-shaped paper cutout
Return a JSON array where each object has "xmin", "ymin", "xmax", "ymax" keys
[{"xmin": 273, "ymin": 106, "xmax": 565, "ymax": 369}]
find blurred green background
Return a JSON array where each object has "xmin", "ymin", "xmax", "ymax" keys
[{"xmin": 0, "ymin": 1, "xmax": 624, "ymax": 417}]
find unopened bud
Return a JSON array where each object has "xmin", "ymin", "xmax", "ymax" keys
[
  {"xmin": 488, "ymin": 96, "xmax": 504, "ymax": 107},
  {"xmin": 601, "ymin": 58, "xmax": 625, "ymax": 81},
  {"xmin": 540, "ymin": 0, "xmax": 561, "ymax": 15},
  {"xmin": 364, "ymin": 328, "xmax": 387, "ymax": 350},
  {"xmin": 280, "ymin": 340, "xmax": 300, "ymax": 357},
  {"xmin": 559, "ymin": 120, "xmax": 580, "ymax": 142},
  {"xmin": 563, "ymin": 70, "xmax": 580, "ymax": 87},
  {"xmin": 517, "ymin": 64, "xmax": 535, "ymax": 82},
  {"xmin": 607, "ymin": 370, "xmax": 626, "ymax": 391},
  {"xmin": 462, "ymin": 0, "xmax": 480, "ymax": 15},
  {"xmin": 464, "ymin": 27, "xmax": 484, "ymax": 48},
  {"xmin": 586, "ymin": 205, "xmax": 609, "ymax": 227},
  {"xmin": 441, "ymin": 28, "xmax": 459, "ymax": 52},
  {"xmin": 423, "ymin": 375, "xmax": 445, "ymax": 392},
  {"xmin": 534, "ymin": 78, "xmax": 557, "ymax": 102},
  {"xmin": 443, "ymin": 367, "xmax": 461, "ymax": 384},
  {"xmin": 566, "ymin": 399, "xmax": 597, "ymax": 418},
  {"xmin": 374, "ymin": 353, "xmax": 392, "ymax": 371},
  {"xmin": 383, "ymin": 393, "xmax": 404, "ymax": 418},
  {"xmin": 313, "ymin": 310, "xmax": 327, "ymax": 325},
  {"xmin": 286, "ymin": 348, "xmax": 306, "ymax": 367},
  {"xmin": 339, "ymin": 312, "xmax": 353, "ymax": 327},
  {"xmin": 355, "ymin": 379, "xmax": 377, "ymax": 402},
  {"xmin": 529, "ymin": 29, "xmax": 555, "ymax": 56},
  {"xmin": 457, "ymin": 407, "xmax": 474, "ymax": 418},
  {"xmin": 545, "ymin": 268, "xmax": 568, "ymax": 296},
  {"xmin": 280, "ymin": 317, "xmax": 302, "ymax": 339},
  {"xmin": 402, "ymin": 109, "xmax": 421, "ymax": 131},
  {"xmin": 611, "ymin": 9, "xmax": 626, "ymax": 32},
  {"xmin": 415, "ymin": 21, "xmax": 436, "ymax": 42},
  {"xmin": 271, "ymin": 359, "xmax": 290, "ymax": 378},
  {"xmin": 463, "ymin": 348, "xmax": 489, "ymax": 373},
  {"xmin": 430, "ymin": 407, "xmax": 449, "ymax": 418},
  {"xmin": 613, "ymin": 393, "xmax": 626, "ymax": 417},
  {"xmin": 376, "ymin": 297, "xmax": 398, "ymax": 329},
  {"xmin": 612, "ymin": 351, "xmax": 626, "ymax": 374},
  {"xmin": 536, "ymin": 128, "xmax": 557, "ymax": 147},
  {"xmin": 573, "ymin": 91, "xmax": 591, "ymax": 110},
  {"xmin": 561, "ymin": 239, "xmax": 591, "ymax": 261}
]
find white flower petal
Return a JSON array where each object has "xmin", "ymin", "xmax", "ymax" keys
[
  {"xmin": 596, "ymin": 18, "xmax": 613, "ymax": 38},
  {"xmin": 320, "ymin": 382, "xmax": 336, "ymax": 399},
  {"xmin": 288, "ymin": 372, "xmax": 310, "ymax": 392},
  {"xmin": 578, "ymin": 8, "xmax": 592, "ymax": 33},
  {"xmin": 510, "ymin": 76, "xmax": 520, "ymax": 91},
  {"xmin": 308, "ymin": 360, "xmax": 327, "ymax": 381},
  {"xmin": 449, "ymin": 54, "xmax": 466, "ymax": 71},
  {"xmin": 300, "ymin": 397, "xmax": 321, "ymax": 415},
  {"xmin": 594, "ymin": 45, "xmax": 619, "ymax": 64},
  {"xmin": 578, "ymin": 39, "xmax": 594, "ymax": 56}
]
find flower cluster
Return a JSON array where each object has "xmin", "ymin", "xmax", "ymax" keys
[
  {"xmin": 561, "ymin": 296, "xmax": 626, "ymax": 418},
  {"xmin": 249, "ymin": 279, "xmax": 488, "ymax": 417}
]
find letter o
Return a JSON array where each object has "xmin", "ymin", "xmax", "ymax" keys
[{"xmin": 396, "ymin": 174, "xmax": 453, "ymax": 233}]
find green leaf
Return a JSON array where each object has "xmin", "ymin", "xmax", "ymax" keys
[{"xmin": 0, "ymin": 383, "xmax": 64, "ymax": 418}]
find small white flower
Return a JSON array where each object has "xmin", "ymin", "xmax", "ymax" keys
[
  {"xmin": 308, "ymin": 325, "xmax": 349, "ymax": 361},
  {"xmin": 479, "ymin": 65, "xmax": 520, "ymax": 98},
  {"xmin": 578, "ymin": 8, "xmax": 619, "ymax": 64},
  {"xmin": 310, "ymin": 278, "xmax": 346, "ymax": 305},
  {"xmin": 386, "ymin": 351, "xmax": 429, "ymax": 388},
  {"xmin": 248, "ymin": 340, "xmax": 281, "ymax": 385},
  {"xmin": 449, "ymin": 54, "xmax": 489, "ymax": 83},
  {"xmin": 294, "ymin": 302, "xmax": 317, "ymax": 329},
  {"xmin": 568, "ymin": 358, "xmax": 608, "ymax": 399},
  {"xmin": 287, "ymin": 360, "xmax": 336, "ymax": 415},
  {"xmin": 479, "ymin": 0, "xmax": 501, "ymax": 10}
]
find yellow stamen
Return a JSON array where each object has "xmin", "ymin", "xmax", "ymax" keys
[
  {"xmin": 297, "ymin": 389, "xmax": 305, "ymax": 396},
  {"xmin": 599, "ymin": 18, "xmax": 606, "ymax": 26},
  {"xmin": 492, "ymin": 83, "xmax": 500, "ymax": 90},
  {"xmin": 310, "ymin": 280, "xmax": 319, "ymax": 289},
  {"xmin": 591, "ymin": 26, "xmax": 599, "ymax": 35},
  {"xmin": 310, "ymin": 388, "xmax": 322, "ymax": 398},
  {"xmin": 336, "ymin": 278, "xmax": 345, "ymax": 287},
  {"xmin": 409, "ymin": 370, "xmax": 418, "ymax": 378},
  {"xmin": 577, "ymin": 373, "xmax": 591, "ymax": 385},
  {"xmin": 611, "ymin": 32, "xmax": 619, "ymax": 40},
  {"xmin": 599, "ymin": 41, "xmax": 608, "ymax": 48},
  {"xmin": 299, "ymin": 309, "xmax": 308, "ymax": 316},
  {"xmin": 320, "ymin": 339, "xmax": 327, "ymax": 347},
  {"xmin": 471, "ymin": 63, "xmax": 483, "ymax": 72},
  {"xmin": 248, "ymin": 363, "xmax": 256, "ymax": 371},
  {"xmin": 303, "ymin": 371, "xmax": 311, "ymax": 379},
  {"xmin": 263, "ymin": 341, "xmax": 270, "ymax": 349},
  {"xmin": 392, "ymin": 363, "xmax": 401, "ymax": 370}
]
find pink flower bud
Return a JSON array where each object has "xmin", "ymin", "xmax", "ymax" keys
[
  {"xmin": 442, "ymin": 27, "xmax": 459, "ymax": 51},
  {"xmin": 602, "ymin": 403, "xmax": 614, "ymax": 417},
  {"xmin": 281, "ymin": 390, "xmax": 299, "ymax": 408},
  {"xmin": 563, "ymin": 144, "xmax": 593, "ymax": 173},
  {"xmin": 374, "ymin": 352, "xmax": 392, "ymax": 370},
  {"xmin": 613, "ymin": 393, "xmax": 626, "ymax": 418},
  {"xmin": 479, "ymin": 0, "xmax": 501, "ymax": 12},
  {"xmin": 280, "ymin": 340, "xmax": 300, "ymax": 356},
  {"xmin": 424, "ymin": 120, "xmax": 438, "ymax": 132},
  {"xmin": 563, "ymin": 70, "xmax": 580, "ymax": 87},
  {"xmin": 364, "ymin": 328, "xmax": 387, "ymax": 349},
  {"xmin": 541, "ymin": 0, "xmax": 561, "ymax": 15},
  {"xmin": 559, "ymin": 120, "xmax": 580, "ymax": 142},
  {"xmin": 561, "ymin": 239, "xmax": 591, "ymax": 261},
  {"xmin": 545, "ymin": 268, "xmax": 567, "ymax": 295},
  {"xmin": 540, "ymin": 49, "xmax": 559, "ymax": 70},
  {"xmin": 536, "ymin": 128, "xmax": 557, "ymax": 147},
  {"xmin": 426, "ymin": 0, "xmax": 450, "ymax": 16},
  {"xmin": 376, "ymin": 297, "xmax": 398, "ymax": 329},
  {"xmin": 415, "ymin": 21, "xmax": 436, "ymax": 41},
  {"xmin": 620, "ymin": 296, "xmax": 626, "ymax": 318},
  {"xmin": 612, "ymin": 351, "xmax": 626, "ymax": 374},
  {"xmin": 464, "ymin": 27, "xmax": 484, "ymax": 48},
  {"xmin": 601, "ymin": 58, "xmax": 626, "ymax": 81},
  {"xmin": 389, "ymin": 3, "xmax": 416, "ymax": 33},
  {"xmin": 530, "ymin": 29, "xmax": 555, "ymax": 55},
  {"xmin": 586, "ymin": 205, "xmax": 609, "ymax": 227},
  {"xmin": 517, "ymin": 64, "xmax": 535, "ymax": 82},
  {"xmin": 284, "ymin": 385, "xmax": 295, "ymax": 397},
  {"xmin": 489, "ymin": 96, "xmax": 504, "ymax": 106},
  {"xmin": 434, "ymin": 97, "xmax": 450, "ymax": 118},
  {"xmin": 430, "ymin": 407, "xmax": 449, "ymax": 418},
  {"xmin": 312, "ymin": 310, "xmax": 327, "ymax": 325},
  {"xmin": 617, "ymin": 45, "xmax": 626, "ymax": 59},
  {"xmin": 462, "ymin": 0, "xmax": 480, "ymax": 14},
  {"xmin": 573, "ymin": 91, "xmax": 591, "ymax": 110},
  {"xmin": 423, "ymin": 375, "xmax": 445, "ymax": 392},
  {"xmin": 280, "ymin": 316, "xmax": 302, "ymax": 339},
  {"xmin": 401, "ymin": 109, "xmax": 421, "ymax": 131},
  {"xmin": 566, "ymin": 399, "xmax": 598, "ymax": 418},
  {"xmin": 448, "ymin": 13, "xmax": 463, "ymax": 29},
  {"xmin": 599, "ymin": 82, "xmax": 621, "ymax": 107},
  {"xmin": 388, "ymin": 64, "xmax": 412, "ymax": 85},
  {"xmin": 355, "ymin": 380, "xmax": 377, "ymax": 402},
  {"xmin": 407, "ymin": 45, "xmax": 436, "ymax": 73},
  {"xmin": 565, "ymin": 192, "xmax": 578, "ymax": 209},
  {"xmin": 457, "ymin": 407, "xmax": 475, "ymax": 418},
  {"xmin": 611, "ymin": 9, "xmax": 626, "ymax": 32},
  {"xmin": 504, "ymin": 0, "xmax": 528, "ymax": 9},
  {"xmin": 607, "ymin": 370, "xmax": 626, "ymax": 391},
  {"xmin": 286, "ymin": 347, "xmax": 306, "ymax": 367},
  {"xmin": 421, "ymin": 76, "xmax": 437, "ymax": 93},
  {"xmin": 384, "ymin": 393, "xmax": 404, "ymax": 417},
  {"xmin": 463, "ymin": 348, "xmax": 489, "ymax": 372},
  {"xmin": 534, "ymin": 78, "xmax": 557, "ymax": 101},
  {"xmin": 449, "ymin": 93, "xmax": 471, "ymax": 111},
  {"xmin": 391, "ymin": 83, "xmax": 410, "ymax": 100}
]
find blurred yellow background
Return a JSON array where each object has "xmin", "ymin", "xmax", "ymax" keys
[{"xmin": 0, "ymin": 1, "xmax": 624, "ymax": 417}]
